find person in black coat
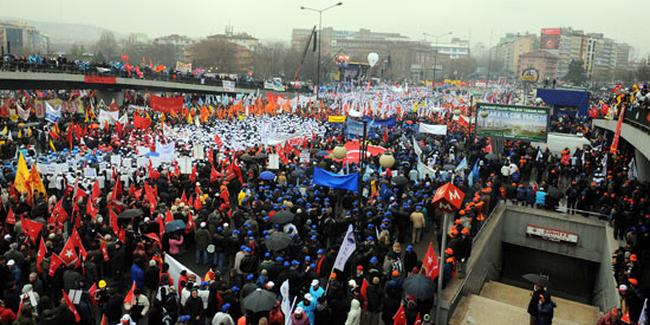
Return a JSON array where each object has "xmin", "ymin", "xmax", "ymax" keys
[
  {"xmin": 184, "ymin": 288, "xmax": 204, "ymax": 325},
  {"xmin": 527, "ymin": 283, "xmax": 547, "ymax": 325},
  {"xmin": 144, "ymin": 261, "xmax": 160, "ymax": 296},
  {"xmin": 403, "ymin": 245, "xmax": 418, "ymax": 274},
  {"xmin": 366, "ymin": 277, "xmax": 383, "ymax": 325}
]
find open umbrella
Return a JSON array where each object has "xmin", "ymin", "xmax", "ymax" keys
[
  {"xmin": 264, "ymin": 232, "xmax": 292, "ymax": 251},
  {"xmin": 118, "ymin": 209, "xmax": 144, "ymax": 219},
  {"xmin": 271, "ymin": 211, "xmax": 295, "ymax": 224},
  {"xmin": 485, "ymin": 153, "xmax": 498, "ymax": 161},
  {"xmin": 165, "ymin": 220, "xmax": 186, "ymax": 232},
  {"xmin": 241, "ymin": 288, "xmax": 277, "ymax": 313},
  {"xmin": 240, "ymin": 155, "xmax": 254, "ymax": 162},
  {"xmin": 392, "ymin": 175, "xmax": 409, "ymax": 186},
  {"xmin": 259, "ymin": 171, "xmax": 276, "ymax": 181},
  {"xmin": 403, "ymin": 274, "xmax": 435, "ymax": 299},
  {"xmin": 254, "ymin": 153, "xmax": 268, "ymax": 160},
  {"xmin": 523, "ymin": 273, "xmax": 550, "ymax": 286}
]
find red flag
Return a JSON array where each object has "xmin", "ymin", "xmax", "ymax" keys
[
  {"xmin": 214, "ymin": 133, "xmax": 223, "ymax": 147},
  {"xmin": 173, "ymin": 162, "xmax": 180, "ymax": 178},
  {"xmin": 145, "ymin": 233, "xmax": 161, "ymax": 248},
  {"xmin": 133, "ymin": 112, "xmax": 151, "ymax": 129},
  {"xmin": 393, "ymin": 304, "xmax": 406, "ymax": 325},
  {"xmin": 109, "ymin": 209, "xmax": 119, "ymax": 235},
  {"xmin": 59, "ymin": 236, "xmax": 79, "ymax": 266},
  {"xmin": 610, "ymin": 106, "xmax": 626, "ymax": 154},
  {"xmin": 16, "ymin": 298, "xmax": 24, "ymax": 318},
  {"xmin": 157, "ymin": 215, "xmax": 166, "ymax": 239},
  {"xmin": 414, "ymin": 313, "xmax": 422, "ymax": 325},
  {"xmin": 118, "ymin": 227, "xmax": 126, "ymax": 243},
  {"xmin": 186, "ymin": 212, "xmax": 195, "ymax": 233},
  {"xmin": 101, "ymin": 314, "xmax": 108, "ymax": 325},
  {"xmin": 180, "ymin": 191, "xmax": 188, "ymax": 205},
  {"xmin": 70, "ymin": 229, "xmax": 88, "ymax": 259},
  {"xmin": 208, "ymin": 147, "xmax": 214, "ymax": 165},
  {"xmin": 100, "ymin": 240, "xmax": 110, "ymax": 262},
  {"xmin": 20, "ymin": 216, "xmax": 43, "ymax": 244},
  {"xmin": 37, "ymin": 238, "xmax": 47, "ymax": 273},
  {"xmin": 5, "ymin": 207, "xmax": 15, "ymax": 225},
  {"xmin": 111, "ymin": 179, "xmax": 123, "ymax": 201},
  {"xmin": 48, "ymin": 253, "xmax": 63, "ymax": 277},
  {"xmin": 62, "ymin": 289, "xmax": 81, "ymax": 322},
  {"xmin": 458, "ymin": 115, "xmax": 469, "ymax": 129},
  {"xmin": 193, "ymin": 195, "xmax": 202, "ymax": 211},
  {"xmin": 422, "ymin": 242, "xmax": 439, "ymax": 279},
  {"xmin": 86, "ymin": 197, "xmax": 98, "ymax": 220},
  {"xmin": 144, "ymin": 183, "xmax": 157, "ymax": 213},
  {"xmin": 382, "ymin": 127, "xmax": 388, "ymax": 143},
  {"xmin": 91, "ymin": 180, "xmax": 101, "ymax": 202},
  {"xmin": 189, "ymin": 164, "xmax": 197, "ymax": 183},
  {"xmin": 165, "ymin": 209, "xmax": 174, "ymax": 223},
  {"xmin": 52, "ymin": 199, "xmax": 69, "ymax": 224},
  {"xmin": 123, "ymin": 281, "xmax": 136, "ymax": 304},
  {"xmin": 88, "ymin": 282, "xmax": 98, "ymax": 304},
  {"xmin": 210, "ymin": 165, "xmax": 222, "ymax": 183},
  {"xmin": 360, "ymin": 278, "xmax": 369, "ymax": 310}
]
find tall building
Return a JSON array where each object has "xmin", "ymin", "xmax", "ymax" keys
[
  {"xmin": 431, "ymin": 38, "xmax": 470, "ymax": 59},
  {"xmin": 493, "ymin": 33, "xmax": 537, "ymax": 76},
  {"xmin": 0, "ymin": 21, "xmax": 49, "ymax": 55}
]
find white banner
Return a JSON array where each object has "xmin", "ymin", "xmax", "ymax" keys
[
  {"xmin": 333, "ymin": 225, "xmax": 356, "ymax": 271},
  {"xmin": 44, "ymin": 102, "xmax": 61, "ymax": 123},
  {"xmin": 97, "ymin": 109, "xmax": 119, "ymax": 125},
  {"xmin": 281, "ymin": 280, "xmax": 291, "ymax": 325},
  {"xmin": 164, "ymin": 254, "xmax": 201, "ymax": 289},
  {"xmin": 222, "ymin": 80, "xmax": 236, "ymax": 92},
  {"xmin": 418, "ymin": 123, "xmax": 447, "ymax": 135},
  {"xmin": 175, "ymin": 61, "xmax": 192, "ymax": 73},
  {"xmin": 412, "ymin": 137, "xmax": 422, "ymax": 156}
]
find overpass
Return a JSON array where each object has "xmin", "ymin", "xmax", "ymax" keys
[
  {"xmin": 593, "ymin": 118, "xmax": 650, "ymax": 182},
  {"xmin": 0, "ymin": 70, "xmax": 276, "ymax": 95}
]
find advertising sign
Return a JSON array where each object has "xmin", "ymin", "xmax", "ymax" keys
[
  {"xmin": 520, "ymin": 68, "xmax": 540, "ymax": 83},
  {"xmin": 476, "ymin": 103, "xmax": 549, "ymax": 142},
  {"xmin": 540, "ymin": 28, "xmax": 561, "ymax": 49},
  {"xmin": 526, "ymin": 224, "xmax": 579, "ymax": 244}
]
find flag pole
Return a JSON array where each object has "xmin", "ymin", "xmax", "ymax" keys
[{"xmin": 435, "ymin": 211, "xmax": 450, "ymax": 325}]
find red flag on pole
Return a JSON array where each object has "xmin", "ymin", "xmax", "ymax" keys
[
  {"xmin": 5, "ymin": 207, "xmax": 15, "ymax": 225},
  {"xmin": 393, "ymin": 304, "xmax": 406, "ymax": 325},
  {"xmin": 610, "ymin": 106, "xmax": 626, "ymax": 154},
  {"xmin": 186, "ymin": 212, "xmax": 195, "ymax": 233},
  {"xmin": 59, "ymin": 236, "xmax": 79, "ymax": 266},
  {"xmin": 20, "ymin": 216, "xmax": 43, "ymax": 244},
  {"xmin": 422, "ymin": 242, "xmax": 439, "ymax": 279},
  {"xmin": 100, "ymin": 240, "xmax": 110, "ymax": 262},
  {"xmin": 62, "ymin": 289, "xmax": 81, "ymax": 322},
  {"xmin": 37, "ymin": 238, "xmax": 47, "ymax": 273},
  {"xmin": 88, "ymin": 282, "xmax": 98, "ymax": 304},
  {"xmin": 86, "ymin": 197, "xmax": 98, "ymax": 220},
  {"xmin": 123, "ymin": 281, "xmax": 136, "ymax": 304},
  {"xmin": 91, "ymin": 179, "xmax": 101, "ymax": 202},
  {"xmin": 109, "ymin": 209, "xmax": 119, "ymax": 236},
  {"xmin": 70, "ymin": 229, "xmax": 88, "ymax": 259},
  {"xmin": 48, "ymin": 253, "xmax": 64, "ymax": 277}
]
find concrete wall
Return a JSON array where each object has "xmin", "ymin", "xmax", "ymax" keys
[
  {"xmin": 501, "ymin": 206, "xmax": 606, "ymax": 263},
  {"xmin": 593, "ymin": 118, "xmax": 650, "ymax": 162},
  {"xmin": 442, "ymin": 205, "xmax": 619, "ymax": 322},
  {"xmin": 635, "ymin": 148, "xmax": 650, "ymax": 182}
]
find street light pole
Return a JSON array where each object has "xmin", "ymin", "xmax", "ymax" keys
[
  {"xmin": 423, "ymin": 32, "xmax": 452, "ymax": 87},
  {"xmin": 301, "ymin": 2, "xmax": 343, "ymax": 100}
]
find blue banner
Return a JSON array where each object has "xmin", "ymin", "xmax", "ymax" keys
[
  {"xmin": 362, "ymin": 116, "xmax": 397, "ymax": 128},
  {"xmin": 346, "ymin": 119, "xmax": 365, "ymax": 138},
  {"xmin": 312, "ymin": 167, "xmax": 359, "ymax": 191}
]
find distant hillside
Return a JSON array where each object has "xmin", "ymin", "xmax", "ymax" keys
[{"xmin": 0, "ymin": 17, "xmax": 124, "ymax": 45}]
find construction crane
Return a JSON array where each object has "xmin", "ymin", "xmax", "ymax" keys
[{"xmin": 293, "ymin": 25, "xmax": 317, "ymax": 82}]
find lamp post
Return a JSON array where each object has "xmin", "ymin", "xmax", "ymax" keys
[
  {"xmin": 301, "ymin": 2, "xmax": 343, "ymax": 100},
  {"xmin": 423, "ymin": 32, "xmax": 452, "ymax": 86}
]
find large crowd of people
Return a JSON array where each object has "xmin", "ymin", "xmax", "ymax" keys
[{"xmin": 0, "ymin": 80, "xmax": 647, "ymax": 325}]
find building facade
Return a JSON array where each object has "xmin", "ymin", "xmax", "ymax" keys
[
  {"xmin": 518, "ymin": 50, "xmax": 560, "ymax": 81},
  {"xmin": 0, "ymin": 21, "xmax": 49, "ymax": 55},
  {"xmin": 493, "ymin": 33, "xmax": 538, "ymax": 76}
]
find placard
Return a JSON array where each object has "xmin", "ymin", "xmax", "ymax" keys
[
  {"xmin": 193, "ymin": 144, "xmax": 205, "ymax": 160},
  {"xmin": 110, "ymin": 155, "xmax": 122, "ymax": 166},
  {"xmin": 178, "ymin": 156, "xmax": 192, "ymax": 174},
  {"xmin": 300, "ymin": 150, "xmax": 311, "ymax": 163},
  {"xmin": 268, "ymin": 153, "xmax": 279, "ymax": 169},
  {"xmin": 84, "ymin": 167, "xmax": 97, "ymax": 178}
]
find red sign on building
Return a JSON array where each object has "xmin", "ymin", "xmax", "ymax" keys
[{"xmin": 432, "ymin": 182, "xmax": 465, "ymax": 213}]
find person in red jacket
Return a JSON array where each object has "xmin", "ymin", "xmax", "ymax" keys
[{"xmin": 0, "ymin": 300, "xmax": 16, "ymax": 324}]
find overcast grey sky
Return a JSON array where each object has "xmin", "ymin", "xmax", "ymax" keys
[{"xmin": 2, "ymin": 0, "xmax": 648, "ymax": 56}]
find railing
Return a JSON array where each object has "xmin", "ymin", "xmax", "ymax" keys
[{"xmin": 0, "ymin": 61, "xmax": 311, "ymax": 93}]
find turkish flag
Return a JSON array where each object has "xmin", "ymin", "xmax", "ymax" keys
[
  {"xmin": 100, "ymin": 240, "xmax": 110, "ymax": 262},
  {"xmin": 62, "ymin": 290, "xmax": 81, "ymax": 322},
  {"xmin": 157, "ymin": 215, "xmax": 165, "ymax": 239},
  {"xmin": 86, "ymin": 197, "xmax": 98, "ymax": 220},
  {"xmin": 101, "ymin": 314, "xmax": 108, "ymax": 325},
  {"xmin": 59, "ymin": 236, "xmax": 79, "ymax": 266},
  {"xmin": 193, "ymin": 195, "xmax": 202, "ymax": 211},
  {"xmin": 48, "ymin": 253, "xmax": 64, "ymax": 277},
  {"xmin": 208, "ymin": 147, "xmax": 214, "ymax": 165},
  {"xmin": 214, "ymin": 133, "xmax": 223, "ymax": 147},
  {"xmin": 20, "ymin": 216, "xmax": 43, "ymax": 244},
  {"xmin": 70, "ymin": 229, "xmax": 88, "ymax": 259},
  {"xmin": 111, "ymin": 178, "xmax": 122, "ymax": 201},
  {"xmin": 52, "ymin": 199, "xmax": 69, "ymax": 224},
  {"xmin": 123, "ymin": 281, "xmax": 136, "ymax": 304},
  {"xmin": 118, "ymin": 227, "xmax": 126, "ymax": 244},
  {"xmin": 37, "ymin": 238, "xmax": 47, "ymax": 273},
  {"xmin": 180, "ymin": 191, "xmax": 188, "ymax": 205},
  {"xmin": 189, "ymin": 164, "xmax": 197, "ymax": 183},
  {"xmin": 5, "ymin": 207, "xmax": 15, "ymax": 225},
  {"xmin": 210, "ymin": 165, "xmax": 222, "ymax": 183},
  {"xmin": 133, "ymin": 112, "xmax": 151, "ymax": 129},
  {"xmin": 458, "ymin": 115, "xmax": 469, "ymax": 129},
  {"xmin": 360, "ymin": 278, "xmax": 369, "ymax": 310},
  {"xmin": 186, "ymin": 212, "xmax": 195, "ymax": 233},
  {"xmin": 422, "ymin": 242, "xmax": 439, "ymax": 279}
]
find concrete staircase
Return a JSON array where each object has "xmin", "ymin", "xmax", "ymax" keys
[{"xmin": 449, "ymin": 281, "xmax": 600, "ymax": 325}]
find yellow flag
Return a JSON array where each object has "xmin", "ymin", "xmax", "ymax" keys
[
  {"xmin": 26, "ymin": 127, "xmax": 32, "ymax": 138},
  {"xmin": 17, "ymin": 129, "xmax": 22, "ymax": 138},
  {"xmin": 13, "ymin": 152, "xmax": 30, "ymax": 194},
  {"xmin": 29, "ymin": 164, "xmax": 46, "ymax": 196},
  {"xmin": 49, "ymin": 139, "xmax": 57, "ymax": 152},
  {"xmin": 0, "ymin": 126, "xmax": 6, "ymax": 136},
  {"xmin": 160, "ymin": 113, "xmax": 166, "ymax": 123}
]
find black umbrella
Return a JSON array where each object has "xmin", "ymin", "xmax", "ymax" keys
[
  {"xmin": 118, "ymin": 208, "xmax": 144, "ymax": 219},
  {"xmin": 254, "ymin": 153, "xmax": 268, "ymax": 160},
  {"xmin": 523, "ymin": 273, "xmax": 550, "ymax": 286},
  {"xmin": 271, "ymin": 211, "xmax": 295, "ymax": 224},
  {"xmin": 241, "ymin": 288, "xmax": 277, "ymax": 313},
  {"xmin": 403, "ymin": 274, "xmax": 435, "ymax": 299},
  {"xmin": 392, "ymin": 175, "xmax": 409, "ymax": 186},
  {"xmin": 265, "ymin": 232, "xmax": 292, "ymax": 251},
  {"xmin": 240, "ymin": 155, "xmax": 254, "ymax": 162},
  {"xmin": 165, "ymin": 220, "xmax": 186, "ymax": 232}
]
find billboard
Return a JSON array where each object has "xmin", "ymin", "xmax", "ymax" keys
[
  {"xmin": 476, "ymin": 103, "xmax": 549, "ymax": 142},
  {"xmin": 540, "ymin": 28, "xmax": 561, "ymax": 50}
]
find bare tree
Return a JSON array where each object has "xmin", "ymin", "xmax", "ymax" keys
[
  {"xmin": 94, "ymin": 31, "xmax": 119, "ymax": 61},
  {"xmin": 190, "ymin": 38, "xmax": 241, "ymax": 73}
]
